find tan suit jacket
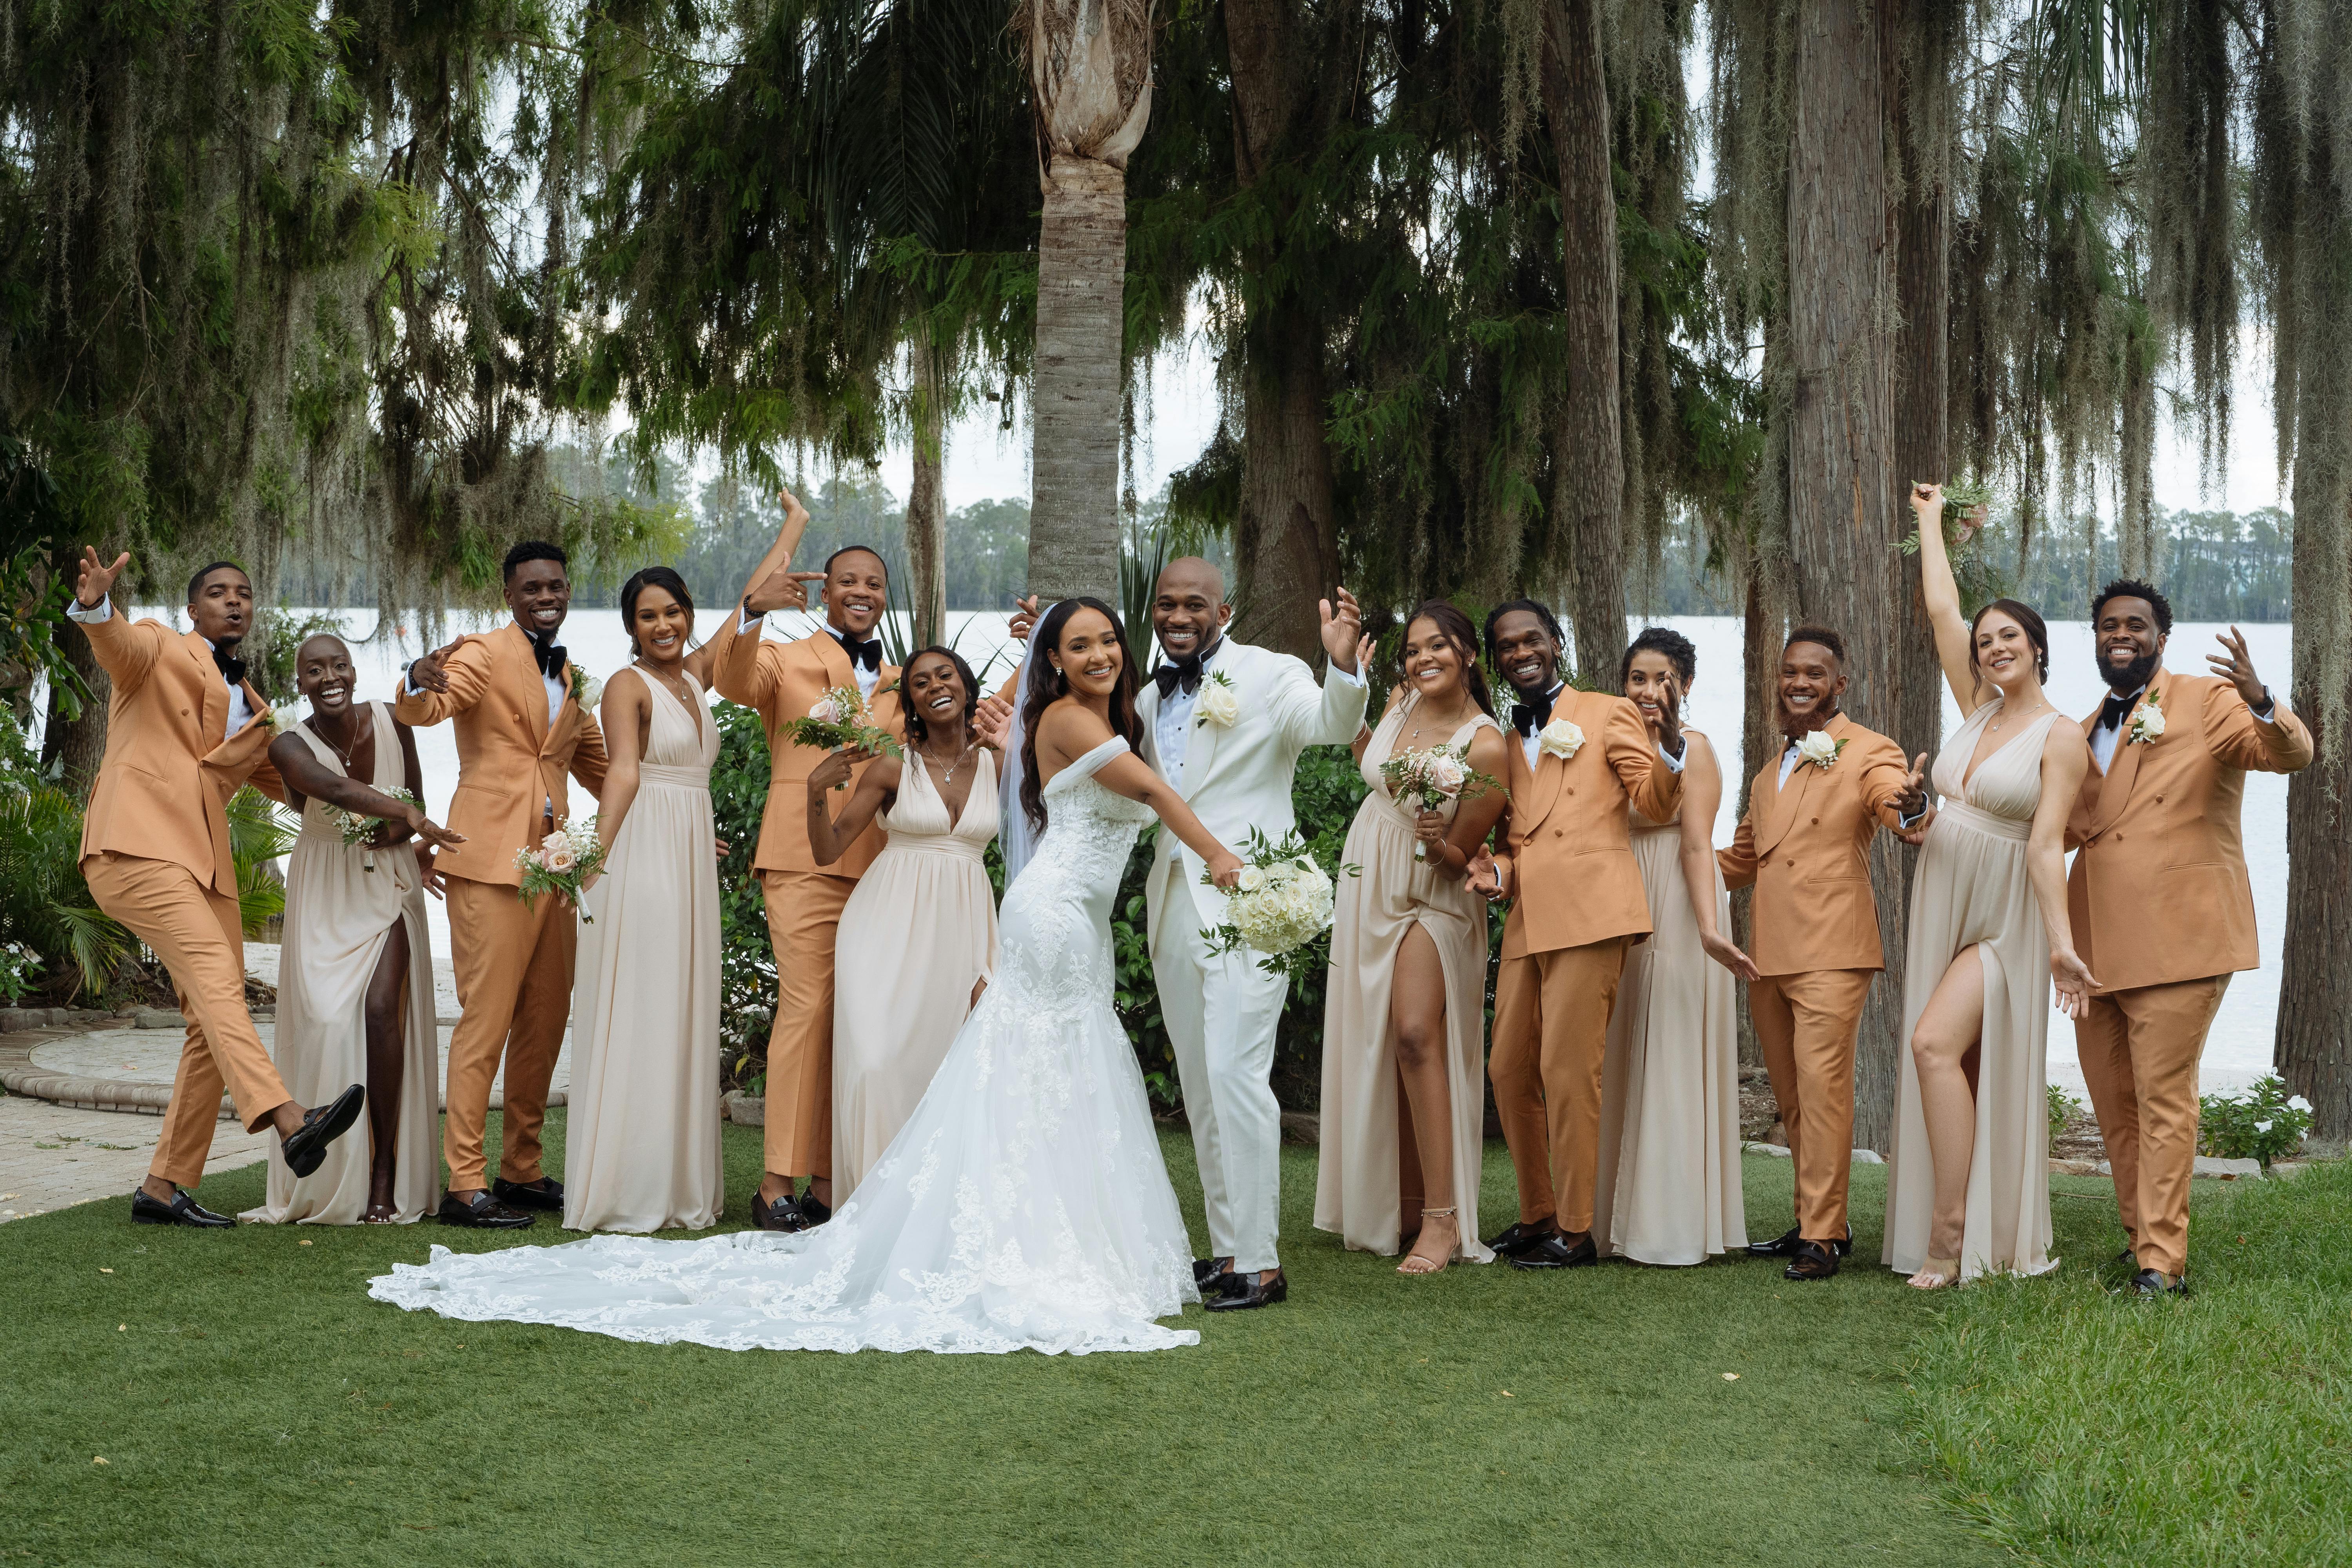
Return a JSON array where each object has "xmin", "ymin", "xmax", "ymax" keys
[
  {"xmin": 78, "ymin": 614, "xmax": 282, "ymax": 898},
  {"xmin": 1717, "ymin": 711, "xmax": 1911, "ymax": 976},
  {"xmin": 709, "ymin": 615, "xmax": 902, "ymax": 878},
  {"xmin": 2066, "ymin": 668, "xmax": 2311, "ymax": 993},
  {"xmin": 1495, "ymin": 689, "xmax": 1682, "ymax": 960},
  {"xmin": 390, "ymin": 622, "xmax": 609, "ymax": 886}
]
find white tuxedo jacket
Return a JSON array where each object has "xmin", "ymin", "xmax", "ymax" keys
[{"xmin": 1136, "ymin": 639, "xmax": 1369, "ymax": 949}]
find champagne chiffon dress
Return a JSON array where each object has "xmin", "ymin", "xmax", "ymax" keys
[
  {"xmin": 832, "ymin": 748, "xmax": 1002, "ymax": 1199},
  {"xmin": 243, "ymin": 702, "xmax": 441, "ymax": 1225},
  {"xmin": 561, "ymin": 668, "xmax": 725, "ymax": 1233},
  {"xmin": 1882, "ymin": 699, "xmax": 2064, "ymax": 1279},
  {"xmin": 1312, "ymin": 695, "xmax": 1498, "ymax": 1263},
  {"xmin": 1592, "ymin": 740, "xmax": 1748, "ymax": 1265}
]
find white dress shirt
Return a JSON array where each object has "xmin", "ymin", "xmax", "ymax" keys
[
  {"xmin": 1155, "ymin": 640, "xmax": 1365, "ymax": 786},
  {"xmin": 67, "ymin": 596, "xmax": 251, "ymax": 739}
]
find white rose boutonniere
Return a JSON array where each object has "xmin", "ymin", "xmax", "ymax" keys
[
  {"xmin": 258, "ymin": 705, "xmax": 295, "ymax": 738},
  {"xmin": 1537, "ymin": 718, "xmax": 1584, "ymax": 761},
  {"xmin": 2128, "ymin": 691, "xmax": 2165, "ymax": 744},
  {"xmin": 570, "ymin": 666, "xmax": 602, "ymax": 711},
  {"xmin": 1194, "ymin": 670, "xmax": 1241, "ymax": 728},
  {"xmin": 1794, "ymin": 729, "xmax": 1847, "ymax": 770}
]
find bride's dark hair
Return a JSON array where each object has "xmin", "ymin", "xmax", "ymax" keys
[{"xmin": 1019, "ymin": 596, "xmax": 1143, "ymax": 834}]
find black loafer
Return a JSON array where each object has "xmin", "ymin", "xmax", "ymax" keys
[
  {"xmin": 2128, "ymin": 1268, "xmax": 2188, "ymax": 1299},
  {"xmin": 1482, "ymin": 1221, "xmax": 1554, "ymax": 1259},
  {"xmin": 1784, "ymin": 1240, "xmax": 1840, "ymax": 1281},
  {"xmin": 282, "ymin": 1084, "xmax": 366, "ymax": 1178},
  {"xmin": 1748, "ymin": 1224, "xmax": 1853, "ymax": 1259},
  {"xmin": 130, "ymin": 1186, "xmax": 236, "ymax": 1228},
  {"xmin": 491, "ymin": 1176, "xmax": 565, "ymax": 1211},
  {"xmin": 1510, "ymin": 1232, "xmax": 1598, "ymax": 1271},
  {"xmin": 797, "ymin": 1189, "xmax": 833, "ymax": 1227},
  {"xmin": 1193, "ymin": 1256, "xmax": 1234, "ymax": 1288},
  {"xmin": 436, "ymin": 1191, "xmax": 535, "ymax": 1229},
  {"xmin": 751, "ymin": 1188, "xmax": 807, "ymax": 1233},
  {"xmin": 1204, "ymin": 1269, "xmax": 1287, "ymax": 1312}
]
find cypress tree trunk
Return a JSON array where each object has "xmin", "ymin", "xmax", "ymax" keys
[
  {"xmin": 39, "ymin": 541, "xmax": 109, "ymax": 798},
  {"xmin": 1027, "ymin": 152, "xmax": 1128, "ymax": 604},
  {"xmin": 904, "ymin": 334, "xmax": 950, "ymax": 649}
]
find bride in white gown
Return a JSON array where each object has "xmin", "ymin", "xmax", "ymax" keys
[{"xmin": 370, "ymin": 597, "xmax": 1245, "ymax": 1355}]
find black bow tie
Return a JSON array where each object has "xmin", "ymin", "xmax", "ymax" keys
[
  {"xmin": 2098, "ymin": 690, "xmax": 2140, "ymax": 731},
  {"xmin": 1154, "ymin": 642, "xmax": 1220, "ymax": 699},
  {"xmin": 833, "ymin": 628, "xmax": 881, "ymax": 673},
  {"xmin": 1510, "ymin": 687, "xmax": 1561, "ymax": 736},
  {"xmin": 211, "ymin": 644, "xmax": 247, "ymax": 688},
  {"xmin": 529, "ymin": 630, "xmax": 568, "ymax": 679}
]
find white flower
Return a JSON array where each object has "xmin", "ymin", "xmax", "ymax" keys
[
  {"xmin": 259, "ymin": 706, "xmax": 294, "ymax": 737},
  {"xmin": 1537, "ymin": 719, "xmax": 1584, "ymax": 760},
  {"xmin": 1795, "ymin": 729, "xmax": 1844, "ymax": 770},
  {"xmin": 543, "ymin": 842, "xmax": 577, "ymax": 873},
  {"xmin": 574, "ymin": 673, "xmax": 603, "ymax": 710},
  {"xmin": 1194, "ymin": 672, "xmax": 1241, "ymax": 729},
  {"xmin": 2255, "ymin": 1118, "xmax": 2274, "ymax": 1134},
  {"xmin": 2129, "ymin": 699, "xmax": 2166, "ymax": 744},
  {"xmin": 2289, "ymin": 1095, "xmax": 2313, "ymax": 1113},
  {"xmin": 1237, "ymin": 866, "xmax": 1267, "ymax": 893}
]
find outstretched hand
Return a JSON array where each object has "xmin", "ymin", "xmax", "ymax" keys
[
  {"xmin": 405, "ymin": 811, "xmax": 467, "ymax": 853},
  {"xmin": 745, "ymin": 566, "xmax": 828, "ymax": 617},
  {"xmin": 2208, "ymin": 625, "xmax": 2270, "ymax": 710},
  {"xmin": 74, "ymin": 545, "xmax": 131, "ymax": 610},
  {"xmin": 407, "ymin": 634, "xmax": 473, "ymax": 695},
  {"xmin": 1465, "ymin": 848, "xmax": 1510, "ymax": 902},
  {"xmin": 1319, "ymin": 588, "xmax": 1365, "ymax": 673}
]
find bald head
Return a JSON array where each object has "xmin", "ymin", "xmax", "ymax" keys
[
  {"xmin": 1150, "ymin": 556, "xmax": 1232, "ymax": 661},
  {"xmin": 292, "ymin": 632, "xmax": 358, "ymax": 713},
  {"xmin": 297, "ymin": 632, "xmax": 350, "ymax": 665}
]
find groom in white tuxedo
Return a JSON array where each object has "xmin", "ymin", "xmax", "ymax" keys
[{"xmin": 1136, "ymin": 560, "xmax": 1370, "ymax": 1311}]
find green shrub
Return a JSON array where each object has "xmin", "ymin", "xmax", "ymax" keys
[
  {"xmin": 711, "ymin": 702, "xmax": 779, "ymax": 1091},
  {"xmin": 2047, "ymin": 1082, "xmax": 2082, "ymax": 1142},
  {"xmin": 2199, "ymin": 1074, "xmax": 2314, "ymax": 1167},
  {"xmin": 0, "ymin": 714, "xmax": 131, "ymax": 998}
]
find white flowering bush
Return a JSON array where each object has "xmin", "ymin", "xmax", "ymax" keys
[
  {"xmin": 1200, "ymin": 828, "xmax": 1348, "ymax": 983},
  {"xmin": 2199, "ymin": 1075, "xmax": 2313, "ymax": 1167},
  {"xmin": 0, "ymin": 939, "xmax": 38, "ymax": 1003},
  {"xmin": 516, "ymin": 817, "xmax": 607, "ymax": 923}
]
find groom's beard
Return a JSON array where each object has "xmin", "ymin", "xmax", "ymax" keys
[{"xmin": 2098, "ymin": 646, "xmax": 2161, "ymax": 695}]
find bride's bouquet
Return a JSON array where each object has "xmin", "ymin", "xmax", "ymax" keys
[
  {"xmin": 1378, "ymin": 744, "xmax": 1502, "ymax": 860},
  {"xmin": 516, "ymin": 818, "xmax": 606, "ymax": 924},
  {"xmin": 1199, "ymin": 829, "xmax": 1347, "ymax": 983},
  {"xmin": 324, "ymin": 786, "xmax": 416, "ymax": 873},
  {"xmin": 781, "ymin": 685, "xmax": 904, "ymax": 786}
]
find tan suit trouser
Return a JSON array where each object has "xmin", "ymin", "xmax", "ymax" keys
[
  {"xmin": 444, "ymin": 876, "xmax": 574, "ymax": 1192},
  {"xmin": 83, "ymin": 853, "xmax": 290, "ymax": 1185},
  {"xmin": 2074, "ymin": 975, "xmax": 2229, "ymax": 1279},
  {"xmin": 760, "ymin": 869, "xmax": 855, "ymax": 1180},
  {"xmin": 1490, "ymin": 937, "xmax": 1631, "ymax": 1234},
  {"xmin": 1749, "ymin": 968, "xmax": 1875, "ymax": 1243}
]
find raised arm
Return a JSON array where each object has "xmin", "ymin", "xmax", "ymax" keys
[
  {"xmin": 266, "ymin": 730, "xmax": 464, "ymax": 851},
  {"xmin": 2203, "ymin": 628, "xmax": 2315, "ymax": 774},
  {"xmin": 2027, "ymin": 723, "xmax": 2097, "ymax": 1014},
  {"xmin": 1272, "ymin": 591, "xmax": 1374, "ymax": 749},
  {"xmin": 588, "ymin": 670, "xmax": 650, "ymax": 878},
  {"xmin": 66, "ymin": 547, "xmax": 165, "ymax": 693},
  {"xmin": 391, "ymin": 636, "xmax": 493, "ymax": 726},
  {"xmin": 1606, "ymin": 696, "xmax": 1683, "ymax": 823},
  {"xmin": 1675, "ymin": 734, "xmax": 1757, "ymax": 981},
  {"xmin": 1911, "ymin": 483, "xmax": 1984, "ymax": 714}
]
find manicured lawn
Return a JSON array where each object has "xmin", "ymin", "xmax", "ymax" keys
[{"xmin": 4, "ymin": 1116, "xmax": 1993, "ymax": 1566}]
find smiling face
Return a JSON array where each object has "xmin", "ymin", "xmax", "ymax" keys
[
  {"xmin": 631, "ymin": 583, "xmax": 693, "ymax": 667},
  {"xmin": 2093, "ymin": 595, "xmax": 2166, "ymax": 694},
  {"xmin": 1402, "ymin": 615, "xmax": 1473, "ymax": 704},
  {"xmin": 1624, "ymin": 649, "xmax": 1685, "ymax": 729},
  {"xmin": 505, "ymin": 558, "xmax": 571, "ymax": 637},
  {"xmin": 187, "ymin": 567, "xmax": 254, "ymax": 647},
  {"xmin": 1490, "ymin": 609, "xmax": 1561, "ymax": 697},
  {"xmin": 294, "ymin": 634, "xmax": 355, "ymax": 715},
  {"xmin": 1151, "ymin": 558, "xmax": 1231, "ymax": 662},
  {"xmin": 825, "ymin": 550, "xmax": 887, "ymax": 637},
  {"xmin": 905, "ymin": 651, "xmax": 970, "ymax": 735},
  {"xmin": 1051, "ymin": 607, "xmax": 1125, "ymax": 700},
  {"xmin": 1778, "ymin": 641, "xmax": 1848, "ymax": 733},
  {"xmin": 1971, "ymin": 607, "xmax": 2040, "ymax": 694}
]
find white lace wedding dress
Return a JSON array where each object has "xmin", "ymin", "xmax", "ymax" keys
[{"xmin": 369, "ymin": 738, "xmax": 1201, "ymax": 1354}]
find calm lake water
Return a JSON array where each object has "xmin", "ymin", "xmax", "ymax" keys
[{"xmin": 118, "ymin": 606, "xmax": 2294, "ymax": 1097}]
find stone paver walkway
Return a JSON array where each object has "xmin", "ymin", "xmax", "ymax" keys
[{"xmin": 0, "ymin": 1097, "xmax": 272, "ymax": 1223}]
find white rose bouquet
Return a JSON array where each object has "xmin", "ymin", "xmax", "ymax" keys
[
  {"xmin": 1192, "ymin": 670, "xmax": 1241, "ymax": 728},
  {"xmin": 782, "ymin": 684, "xmax": 904, "ymax": 784},
  {"xmin": 325, "ymin": 785, "xmax": 417, "ymax": 873},
  {"xmin": 1379, "ymin": 743, "xmax": 1503, "ymax": 860},
  {"xmin": 1793, "ymin": 729, "xmax": 1847, "ymax": 770},
  {"xmin": 1199, "ymin": 829, "xmax": 1351, "ymax": 983},
  {"xmin": 515, "ymin": 817, "xmax": 607, "ymax": 924}
]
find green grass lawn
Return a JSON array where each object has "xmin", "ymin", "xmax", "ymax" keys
[{"xmin": 5, "ymin": 1116, "xmax": 2000, "ymax": 1567}]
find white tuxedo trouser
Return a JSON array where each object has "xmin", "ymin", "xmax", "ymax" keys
[{"xmin": 1152, "ymin": 872, "xmax": 1289, "ymax": 1272}]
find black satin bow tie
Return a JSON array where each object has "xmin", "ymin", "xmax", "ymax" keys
[
  {"xmin": 1510, "ymin": 686, "xmax": 1561, "ymax": 736},
  {"xmin": 211, "ymin": 644, "xmax": 247, "ymax": 688},
  {"xmin": 1154, "ymin": 649, "xmax": 1211, "ymax": 699},
  {"xmin": 529, "ymin": 630, "xmax": 568, "ymax": 679},
  {"xmin": 833, "ymin": 628, "xmax": 882, "ymax": 673},
  {"xmin": 2098, "ymin": 690, "xmax": 2140, "ymax": 731}
]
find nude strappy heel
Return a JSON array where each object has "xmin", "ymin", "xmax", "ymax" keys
[
  {"xmin": 1399, "ymin": 1207, "xmax": 1457, "ymax": 1275},
  {"xmin": 1907, "ymin": 1256, "xmax": 1962, "ymax": 1290}
]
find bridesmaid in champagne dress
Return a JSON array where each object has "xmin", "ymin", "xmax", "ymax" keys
[
  {"xmin": 1592, "ymin": 629, "xmax": 1751, "ymax": 1264},
  {"xmin": 565, "ymin": 568, "xmax": 726, "ymax": 1233},
  {"xmin": 1883, "ymin": 484, "xmax": 2097, "ymax": 1285},
  {"xmin": 247, "ymin": 636, "xmax": 461, "ymax": 1225},
  {"xmin": 1316, "ymin": 603, "xmax": 1510, "ymax": 1273},
  {"xmin": 810, "ymin": 647, "xmax": 1001, "ymax": 1200}
]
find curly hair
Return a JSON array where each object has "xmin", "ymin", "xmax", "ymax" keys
[
  {"xmin": 1621, "ymin": 625, "xmax": 1697, "ymax": 686},
  {"xmin": 1784, "ymin": 624, "xmax": 1847, "ymax": 664},
  {"xmin": 2091, "ymin": 578, "xmax": 2173, "ymax": 635}
]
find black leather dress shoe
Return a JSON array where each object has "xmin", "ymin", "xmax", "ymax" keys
[
  {"xmin": 797, "ymin": 1190, "xmax": 833, "ymax": 1227},
  {"xmin": 1193, "ymin": 1256, "xmax": 1234, "ymax": 1288},
  {"xmin": 436, "ymin": 1191, "xmax": 535, "ymax": 1229},
  {"xmin": 1204, "ymin": 1269, "xmax": 1287, "ymax": 1312},
  {"xmin": 2128, "ymin": 1268, "xmax": 2188, "ymax": 1299},
  {"xmin": 751, "ymin": 1189, "xmax": 807, "ymax": 1233},
  {"xmin": 1783, "ymin": 1240, "xmax": 1840, "ymax": 1281},
  {"xmin": 282, "ymin": 1084, "xmax": 366, "ymax": 1178},
  {"xmin": 1748, "ymin": 1224, "xmax": 1854, "ymax": 1259},
  {"xmin": 491, "ymin": 1176, "xmax": 565, "ymax": 1211},
  {"xmin": 130, "ymin": 1186, "xmax": 236, "ymax": 1227},
  {"xmin": 1510, "ymin": 1232, "xmax": 1598, "ymax": 1271},
  {"xmin": 1482, "ymin": 1221, "xmax": 1553, "ymax": 1258}
]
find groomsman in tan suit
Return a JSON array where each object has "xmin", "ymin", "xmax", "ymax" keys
[
  {"xmin": 65, "ymin": 549, "xmax": 366, "ymax": 1226},
  {"xmin": 1717, "ymin": 626, "xmax": 1929, "ymax": 1279},
  {"xmin": 2068, "ymin": 581, "xmax": 2310, "ymax": 1297},
  {"xmin": 1470, "ymin": 601, "xmax": 1686, "ymax": 1270},
  {"xmin": 709, "ymin": 506, "xmax": 902, "ymax": 1232},
  {"xmin": 397, "ymin": 541, "xmax": 608, "ymax": 1227}
]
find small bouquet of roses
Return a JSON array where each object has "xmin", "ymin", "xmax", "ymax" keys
[
  {"xmin": 1199, "ymin": 829, "xmax": 1350, "ymax": 983},
  {"xmin": 325, "ymin": 786, "xmax": 417, "ymax": 873},
  {"xmin": 781, "ymin": 685, "xmax": 904, "ymax": 786},
  {"xmin": 516, "ymin": 818, "xmax": 606, "ymax": 924},
  {"xmin": 1898, "ymin": 475, "xmax": 1995, "ymax": 555},
  {"xmin": 1379, "ymin": 744, "xmax": 1503, "ymax": 860}
]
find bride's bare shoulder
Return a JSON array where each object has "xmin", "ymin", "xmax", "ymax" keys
[{"xmin": 1036, "ymin": 697, "xmax": 1116, "ymax": 764}]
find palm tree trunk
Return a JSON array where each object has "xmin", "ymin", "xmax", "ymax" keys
[
  {"xmin": 904, "ymin": 334, "xmax": 951, "ymax": 648},
  {"xmin": 1027, "ymin": 152, "xmax": 1127, "ymax": 604}
]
